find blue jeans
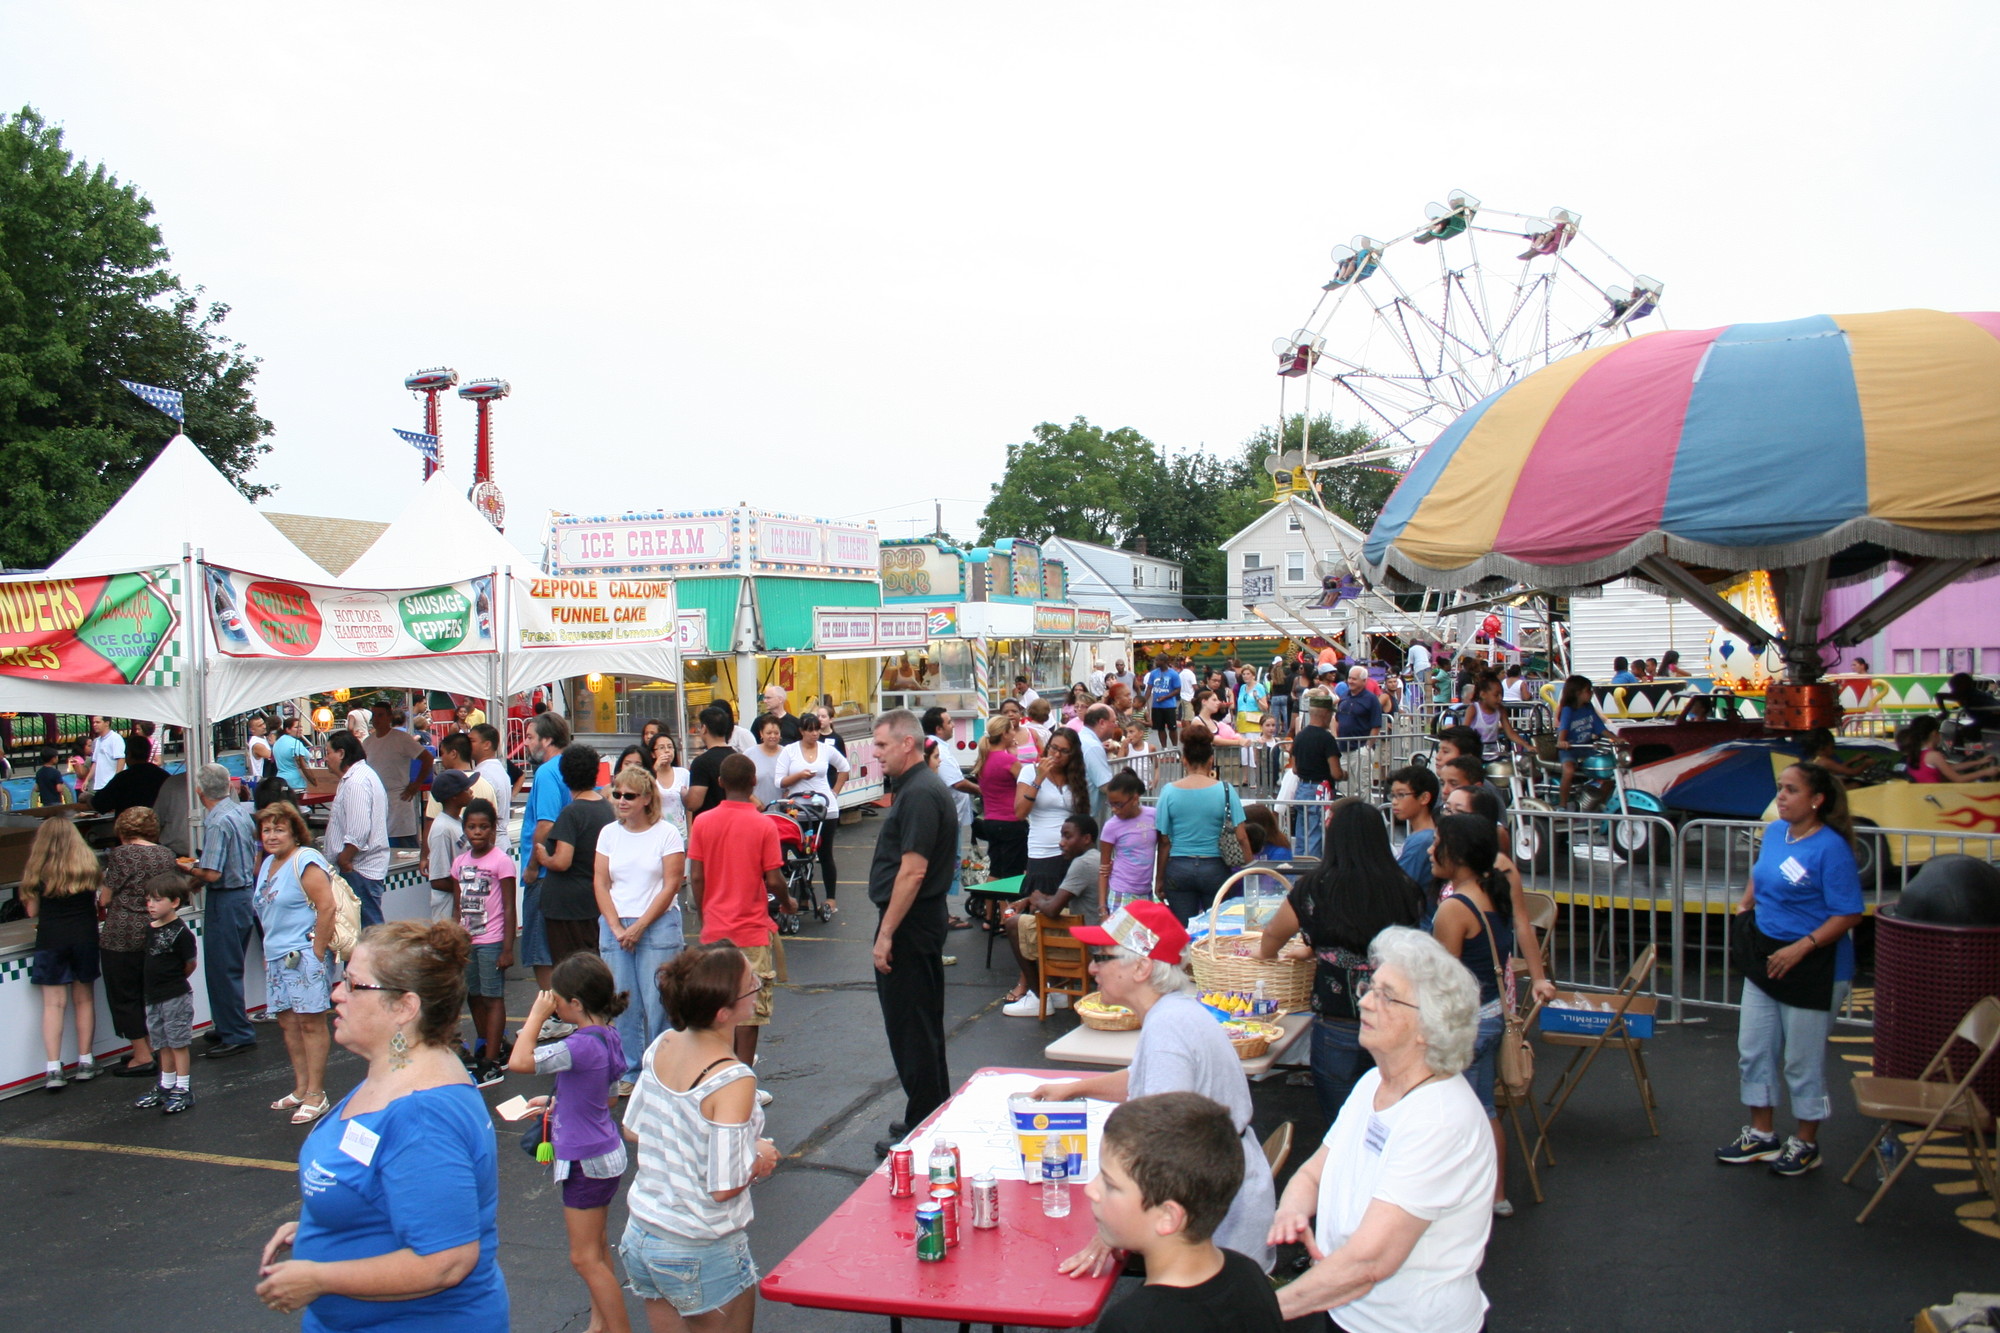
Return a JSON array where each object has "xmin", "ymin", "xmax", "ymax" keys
[
  {"xmin": 347, "ymin": 874, "xmax": 385, "ymax": 929},
  {"xmin": 202, "ymin": 887, "xmax": 258, "ymax": 1046},
  {"xmin": 1162, "ymin": 856, "xmax": 1231, "ymax": 926},
  {"xmin": 1738, "ymin": 978, "xmax": 1850, "ymax": 1122},
  {"xmin": 1292, "ymin": 783, "xmax": 1331, "ymax": 859},
  {"xmin": 1310, "ymin": 1016, "xmax": 1373, "ymax": 1125},
  {"xmin": 1463, "ymin": 1007, "xmax": 1504, "ymax": 1118},
  {"xmin": 601, "ymin": 911, "xmax": 686, "ymax": 1083}
]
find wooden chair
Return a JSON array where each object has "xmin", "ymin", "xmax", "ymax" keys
[
  {"xmin": 1036, "ymin": 914, "xmax": 1091, "ymax": 1019},
  {"xmin": 1533, "ymin": 944, "xmax": 1659, "ymax": 1166},
  {"xmin": 1262, "ymin": 1121, "xmax": 1295, "ymax": 1177},
  {"xmin": 1841, "ymin": 995, "xmax": 2000, "ymax": 1225}
]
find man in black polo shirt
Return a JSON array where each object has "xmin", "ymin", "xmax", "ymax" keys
[
  {"xmin": 868, "ymin": 707, "xmax": 959, "ymax": 1152},
  {"xmin": 1286, "ymin": 690, "xmax": 1343, "ymax": 860}
]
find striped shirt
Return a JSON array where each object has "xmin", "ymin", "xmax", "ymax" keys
[{"xmin": 621, "ymin": 1039, "xmax": 764, "ymax": 1241}]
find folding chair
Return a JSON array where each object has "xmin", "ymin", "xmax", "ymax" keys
[
  {"xmin": 1841, "ymin": 995, "xmax": 2000, "ymax": 1225},
  {"xmin": 1533, "ymin": 944, "xmax": 1659, "ymax": 1166},
  {"xmin": 1035, "ymin": 914, "xmax": 1090, "ymax": 1019},
  {"xmin": 970, "ymin": 874, "xmax": 1025, "ymax": 968},
  {"xmin": 1496, "ymin": 999, "xmax": 1550, "ymax": 1203},
  {"xmin": 1262, "ymin": 1121, "xmax": 1295, "ymax": 1177},
  {"xmin": 1516, "ymin": 890, "xmax": 1556, "ymax": 977}
]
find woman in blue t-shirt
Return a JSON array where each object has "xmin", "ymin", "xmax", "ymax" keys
[
  {"xmin": 1714, "ymin": 764, "xmax": 1865, "ymax": 1180},
  {"xmin": 255, "ymin": 921, "xmax": 509, "ymax": 1329},
  {"xmin": 1554, "ymin": 674, "xmax": 1611, "ymax": 808}
]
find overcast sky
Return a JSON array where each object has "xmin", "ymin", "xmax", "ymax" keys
[{"xmin": 7, "ymin": 3, "xmax": 1996, "ymax": 561}]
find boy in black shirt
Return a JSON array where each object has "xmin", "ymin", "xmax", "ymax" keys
[
  {"xmin": 1089, "ymin": 1092, "xmax": 1285, "ymax": 1333},
  {"xmin": 137, "ymin": 873, "xmax": 199, "ymax": 1113},
  {"xmin": 1287, "ymin": 690, "xmax": 1343, "ymax": 858}
]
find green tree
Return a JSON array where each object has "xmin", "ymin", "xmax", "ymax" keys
[
  {"xmin": 977, "ymin": 416, "xmax": 1148, "ymax": 546},
  {"xmin": 0, "ymin": 107, "xmax": 273, "ymax": 568}
]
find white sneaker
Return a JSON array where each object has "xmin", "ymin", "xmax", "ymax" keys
[
  {"xmin": 1002, "ymin": 992, "xmax": 1044, "ymax": 1018},
  {"xmin": 756, "ymin": 1088, "xmax": 774, "ymax": 1106},
  {"xmin": 539, "ymin": 1018, "xmax": 578, "ymax": 1042}
]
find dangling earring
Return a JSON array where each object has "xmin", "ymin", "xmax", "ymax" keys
[{"xmin": 389, "ymin": 1028, "xmax": 410, "ymax": 1068}]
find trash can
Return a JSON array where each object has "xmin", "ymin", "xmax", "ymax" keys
[{"xmin": 1872, "ymin": 908, "xmax": 2000, "ymax": 1112}]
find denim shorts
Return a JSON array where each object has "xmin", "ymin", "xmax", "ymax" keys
[
  {"xmin": 1463, "ymin": 1007, "xmax": 1504, "ymax": 1119},
  {"xmin": 264, "ymin": 949, "xmax": 332, "ymax": 1015},
  {"xmin": 620, "ymin": 1220, "xmax": 758, "ymax": 1315},
  {"xmin": 31, "ymin": 940, "xmax": 100, "ymax": 986},
  {"xmin": 518, "ymin": 881, "xmax": 552, "ymax": 968},
  {"xmin": 464, "ymin": 942, "xmax": 505, "ymax": 998}
]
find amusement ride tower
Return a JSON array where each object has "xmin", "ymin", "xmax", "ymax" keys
[
  {"xmin": 457, "ymin": 377, "xmax": 511, "ymax": 531},
  {"xmin": 402, "ymin": 367, "xmax": 458, "ymax": 480}
]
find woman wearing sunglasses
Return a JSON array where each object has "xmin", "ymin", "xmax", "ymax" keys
[{"xmin": 593, "ymin": 767, "xmax": 686, "ymax": 1096}]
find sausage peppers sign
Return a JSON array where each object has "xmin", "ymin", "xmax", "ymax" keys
[
  {"xmin": 0, "ymin": 567, "xmax": 183, "ymax": 686},
  {"xmin": 517, "ymin": 577, "xmax": 678, "ymax": 646},
  {"xmin": 205, "ymin": 567, "xmax": 494, "ymax": 659}
]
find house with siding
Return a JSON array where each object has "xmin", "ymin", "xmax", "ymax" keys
[
  {"xmin": 1219, "ymin": 495, "xmax": 1368, "ymax": 621},
  {"xmin": 1038, "ymin": 535, "xmax": 1192, "ymax": 626}
]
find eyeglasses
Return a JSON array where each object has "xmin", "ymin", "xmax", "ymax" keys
[
  {"xmin": 610, "ymin": 791, "xmax": 643, "ymax": 801},
  {"xmin": 1354, "ymin": 976, "xmax": 1419, "ymax": 1010},
  {"xmin": 736, "ymin": 983, "xmax": 765, "ymax": 1002},
  {"xmin": 1090, "ymin": 949, "xmax": 1127, "ymax": 963},
  {"xmin": 340, "ymin": 979, "xmax": 404, "ymax": 995}
]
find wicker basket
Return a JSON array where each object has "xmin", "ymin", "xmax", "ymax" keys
[
  {"xmin": 1073, "ymin": 992, "xmax": 1143, "ymax": 1032},
  {"xmin": 1224, "ymin": 1020, "xmax": 1285, "ymax": 1060},
  {"xmin": 1186, "ymin": 869, "xmax": 1314, "ymax": 1014}
]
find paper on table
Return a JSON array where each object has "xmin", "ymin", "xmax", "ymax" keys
[{"xmin": 902, "ymin": 1072, "xmax": 1116, "ymax": 1182}]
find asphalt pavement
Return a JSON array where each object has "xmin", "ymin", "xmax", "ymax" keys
[{"xmin": 0, "ymin": 812, "xmax": 1992, "ymax": 1331}]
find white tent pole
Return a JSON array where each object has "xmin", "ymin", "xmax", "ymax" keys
[
  {"xmin": 487, "ymin": 564, "xmax": 502, "ymax": 724},
  {"xmin": 668, "ymin": 577, "xmax": 685, "ymax": 749},
  {"xmin": 501, "ymin": 566, "xmax": 514, "ymax": 741},
  {"xmin": 185, "ymin": 544, "xmax": 208, "ymax": 855}
]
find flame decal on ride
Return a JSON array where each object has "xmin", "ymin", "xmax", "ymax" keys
[{"xmin": 1933, "ymin": 793, "xmax": 2000, "ymax": 833}]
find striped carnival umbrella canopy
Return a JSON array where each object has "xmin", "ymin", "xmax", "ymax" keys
[{"xmin": 1361, "ymin": 309, "xmax": 2000, "ymax": 681}]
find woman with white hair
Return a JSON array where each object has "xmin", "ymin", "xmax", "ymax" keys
[
  {"xmin": 1028, "ymin": 900, "xmax": 1276, "ymax": 1275},
  {"xmin": 1270, "ymin": 926, "xmax": 1496, "ymax": 1331}
]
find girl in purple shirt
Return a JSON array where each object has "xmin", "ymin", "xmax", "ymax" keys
[{"xmin": 511, "ymin": 953, "xmax": 631, "ymax": 1333}]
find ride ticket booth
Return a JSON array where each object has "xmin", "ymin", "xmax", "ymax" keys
[{"xmin": 545, "ymin": 507, "xmax": 889, "ymax": 806}]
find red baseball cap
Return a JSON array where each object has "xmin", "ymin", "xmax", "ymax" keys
[{"xmin": 1071, "ymin": 901, "xmax": 1190, "ymax": 965}]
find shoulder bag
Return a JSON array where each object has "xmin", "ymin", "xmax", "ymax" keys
[
  {"xmin": 1730, "ymin": 910, "xmax": 1836, "ymax": 1010},
  {"xmin": 1476, "ymin": 903, "xmax": 1534, "ymax": 1099},
  {"xmin": 1217, "ymin": 783, "xmax": 1248, "ymax": 868}
]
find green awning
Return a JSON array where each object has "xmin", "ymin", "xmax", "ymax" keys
[
  {"xmin": 755, "ymin": 577, "xmax": 881, "ymax": 652},
  {"xmin": 676, "ymin": 577, "xmax": 742, "ymax": 654}
]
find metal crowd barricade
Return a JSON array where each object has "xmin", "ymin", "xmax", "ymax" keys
[{"xmin": 1508, "ymin": 806, "xmax": 1681, "ymax": 1012}]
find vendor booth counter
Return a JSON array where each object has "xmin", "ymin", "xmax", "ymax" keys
[{"xmin": 0, "ymin": 853, "xmax": 428, "ymax": 1100}]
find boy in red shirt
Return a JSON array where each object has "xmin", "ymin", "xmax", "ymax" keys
[{"xmin": 687, "ymin": 753, "xmax": 792, "ymax": 1072}]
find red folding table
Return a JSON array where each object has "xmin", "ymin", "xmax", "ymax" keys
[{"xmin": 758, "ymin": 1067, "xmax": 1120, "ymax": 1332}]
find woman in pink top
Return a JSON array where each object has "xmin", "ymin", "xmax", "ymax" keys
[
  {"xmin": 1900, "ymin": 715, "xmax": 2000, "ymax": 783},
  {"xmin": 978, "ymin": 716, "xmax": 1030, "ymax": 882}
]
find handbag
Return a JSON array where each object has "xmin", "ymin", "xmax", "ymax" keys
[
  {"xmin": 1478, "ymin": 905, "xmax": 1535, "ymax": 1099},
  {"xmin": 519, "ymin": 1101, "xmax": 554, "ymax": 1163},
  {"xmin": 1217, "ymin": 784, "xmax": 1248, "ymax": 868},
  {"xmin": 1730, "ymin": 911, "xmax": 1837, "ymax": 1010}
]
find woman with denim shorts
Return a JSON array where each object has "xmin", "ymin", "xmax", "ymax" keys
[
  {"xmin": 594, "ymin": 766, "xmax": 686, "ymax": 1092},
  {"xmin": 1713, "ymin": 763, "xmax": 1864, "ymax": 1178},
  {"xmin": 621, "ymin": 943, "xmax": 779, "ymax": 1328},
  {"xmin": 253, "ymin": 802, "xmax": 337, "ymax": 1125},
  {"xmin": 1428, "ymin": 813, "xmax": 1519, "ymax": 1217}
]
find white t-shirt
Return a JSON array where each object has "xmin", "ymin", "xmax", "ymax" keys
[
  {"xmin": 935, "ymin": 747, "xmax": 972, "ymax": 827},
  {"xmin": 597, "ymin": 818, "xmax": 686, "ymax": 918},
  {"xmin": 775, "ymin": 740, "xmax": 850, "ymax": 812},
  {"xmin": 655, "ymin": 767, "xmax": 691, "ymax": 835},
  {"xmin": 1313, "ymin": 1068, "xmax": 1495, "ymax": 1333},
  {"xmin": 246, "ymin": 733, "xmax": 271, "ymax": 783},
  {"xmin": 1178, "ymin": 668, "xmax": 1196, "ymax": 702},
  {"xmin": 474, "ymin": 757, "xmax": 513, "ymax": 832},
  {"xmin": 362, "ymin": 729, "xmax": 427, "ymax": 838},
  {"xmin": 1021, "ymin": 777, "xmax": 1077, "ymax": 859},
  {"xmin": 89, "ymin": 731, "xmax": 126, "ymax": 790}
]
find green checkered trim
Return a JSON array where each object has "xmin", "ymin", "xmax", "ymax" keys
[
  {"xmin": 144, "ymin": 566, "xmax": 185, "ymax": 687},
  {"xmin": 2, "ymin": 914, "xmax": 206, "ymax": 983}
]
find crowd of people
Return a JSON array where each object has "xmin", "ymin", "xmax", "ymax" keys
[{"xmin": 0, "ymin": 654, "xmax": 1948, "ymax": 1330}]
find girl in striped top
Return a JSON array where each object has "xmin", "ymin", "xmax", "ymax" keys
[{"xmin": 619, "ymin": 943, "xmax": 779, "ymax": 1328}]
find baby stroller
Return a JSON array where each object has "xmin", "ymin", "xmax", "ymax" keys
[{"xmin": 766, "ymin": 797, "xmax": 831, "ymax": 935}]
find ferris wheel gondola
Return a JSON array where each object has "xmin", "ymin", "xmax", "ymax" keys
[{"xmin": 1273, "ymin": 191, "xmax": 1666, "ymax": 475}]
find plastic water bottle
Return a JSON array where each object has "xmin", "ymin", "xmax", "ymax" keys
[{"xmin": 1041, "ymin": 1135, "xmax": 1070, "ymax": 1218}]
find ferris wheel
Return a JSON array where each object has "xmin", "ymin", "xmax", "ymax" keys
[{"xmin": 1273, "ymin": 191, "xmax": 1665, "ymax": 470}]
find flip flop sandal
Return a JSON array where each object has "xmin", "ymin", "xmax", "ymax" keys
[
  {"xmin": 947, "ymin": 916, "xmax": 973, "ymax": 930},
  {"xmin": 291, "ymin": 1094, "xmax": 332, "ymax": 1125}
]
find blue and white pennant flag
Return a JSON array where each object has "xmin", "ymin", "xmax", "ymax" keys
[
  {"xmin": 393, "ymin": 428, "xmax": 441, "ymax": 462},
  {"xmin": 119, "ymin": 379, "xmax": 185, "ymax": 422}
]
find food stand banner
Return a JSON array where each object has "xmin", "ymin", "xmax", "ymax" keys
[
  {"xmin": 813, "ymin": 607, "xmax": 931, "ymax": 652},
  {"xmin": 517, "ymin": 576, "xmax": 680, "ymax": 647},
  {"xmin": 0, "ymin": 566, "xmax": 184, "ymax": 686},
  {"xmin": 206, "ymin": 566, "xmax": 495, "ymax": 660}
]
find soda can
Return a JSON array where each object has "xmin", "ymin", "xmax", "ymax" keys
[
  {"xmin": 889, "ymin": 1147, "xmax": 914, "ymax": 1199},
  {"xmin": 970, "ymin": 1173, "xmax": 1000, "ymax": 1229},
  {"xmin": 931, "ymin": 1186, "xmax": 960, "ymax": 1247},
  {"xmin": 914, "ymin": 1203, "xmax": 946, "ymax": 1262}
]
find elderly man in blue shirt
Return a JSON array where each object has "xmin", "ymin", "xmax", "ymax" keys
[{"xmin": 189, "ymin": 762, "xmax": 263, "ymax": 1056}]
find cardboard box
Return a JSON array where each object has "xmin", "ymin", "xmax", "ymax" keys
[{"xmin": 1539, "ymin": 998, "xmax": 1654, "ymax": 1041}]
